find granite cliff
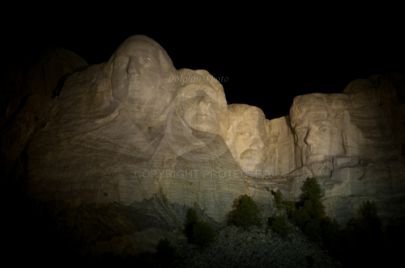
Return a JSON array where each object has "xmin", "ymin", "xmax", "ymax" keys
[{"xmin": 2, "ymin": 35, "xmax": 405, "ymax": 255}]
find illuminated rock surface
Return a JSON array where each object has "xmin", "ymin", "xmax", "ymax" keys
[
  {"xmin": 2, "ymin": 35, "xmax": 405, "ymax": 255},
  {"xmin": 289, "ymin": 78, "xmax": 405, "ymax": 222},
  {"xmin": 226, "ymin": 104, "xmax": 268, "ymax": 176}
]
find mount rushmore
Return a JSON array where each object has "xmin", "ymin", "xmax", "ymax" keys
[{"xmin": 2, "ymin": 35, "xmax": 405, "ymax": 254}]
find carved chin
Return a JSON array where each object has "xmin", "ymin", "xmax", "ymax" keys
[
  {"xmin": 191, "ymin": 124, "xmax": 219, "ymax": 134},
  {"xmin": 239, "ymin": 150, "xmax": 264, "ymax": 171},
  {"xmin": 305, "ymin": 145, "xmax": 345, "ymax": 164},
  {"xmin": 188, "ymin": 116, "xmax": 219, "ymax": 133},
  {"xmin": 240, "ymin": 161, "xmax": 263, "ymax": 176}
]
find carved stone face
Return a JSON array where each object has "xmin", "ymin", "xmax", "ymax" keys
[
  {"xmin": 181, "ymin": 89, "xmax": 220, "ymax": 132},
  {"xmin": 109, "ymin": 35, "xmax": 175, "ymax": 120},
  {"xmin": 294, "ymin": 112, "xmax": 345, "ymax": 164},
  {"xmin": 172, "ymin": 69, "xmax": 228, "ymax": 135},
  {"xmin": 125, "ymin": 48, "xmax": 164, "ymax": 99},
  {"xmin": 290, "ymin": 94, "xmax": 351, "ymax": 165},
  {"xmin": 226, "ymin": 105, "xmax": 267, "ymax": 175},
  {"xmin": 176, "ymin": 84, "xmax": 225, "ymax": 134}
]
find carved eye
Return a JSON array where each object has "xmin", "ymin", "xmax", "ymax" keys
[
  {"xmin": 320, "ymin": 126, "xmax": 328, "ymax": 133},
  {"xmin": 237, "ymin": 131, "xmax": 247, "ymax": 137},
  {"xmin": 141, "ymin": 56, "xmax": 152, "ymax": 66}
]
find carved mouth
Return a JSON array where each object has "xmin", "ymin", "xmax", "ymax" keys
[
  {"xmin": 306, "ymin": 152, "xmax": 328, "ymax": 164},
  {"xmin": 194, "ymin": 113, "xmax": 214, "ymax": 122},
  {"xmin": 240, "ymin": 149, "xmax": 263, "ymax": 161}
]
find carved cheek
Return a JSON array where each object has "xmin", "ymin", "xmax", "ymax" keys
[
  {"xmin": 330, "ymin": 128, "xmax": 345, "ymax": 154},
  {"xmin": 181, "ymin": 103, "xmax": 196, "ymax": 123}
]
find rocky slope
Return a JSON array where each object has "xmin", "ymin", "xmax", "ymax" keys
[{"xmin": 175, "ymin": 226, "xmax": 338, "ymax": 268}]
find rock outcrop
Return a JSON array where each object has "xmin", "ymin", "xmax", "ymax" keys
[
  {"xmin": 0, "ymin": 49, "xmax": 87, "ymax": 180},
  {"xmin": 2, "ymin": 35, "xmax": 405, "ymax": 255},
  {"xmin": 289, "ymin": 77, "xmax": 405, "ymax": 222},
  {"xmin": 226, "ymin": 104, "xmax": 268, "ymax": 176},
  {"xmin": 25, "ymin": 36, "xmax": 249, "ymax": 227},
  {"xmin": 265, "ymin": 116, "xmax": 297, "ymax": 177}
]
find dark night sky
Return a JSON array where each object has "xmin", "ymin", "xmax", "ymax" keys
[{"xmin": 3, "ymin": 9, "xmax": 405, "ymax": 119}]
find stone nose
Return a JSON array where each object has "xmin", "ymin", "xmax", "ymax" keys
[
  {"xmin": 304, "ymin": 129, "xmax": 313, "ymax": 145},
  {"xmin": 127, "ymin": 59, "xmax": 139, "ymax": 75},
  {"xmin": 197, "ymin": 97, "xmax": 211, "ymax": 112}
]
